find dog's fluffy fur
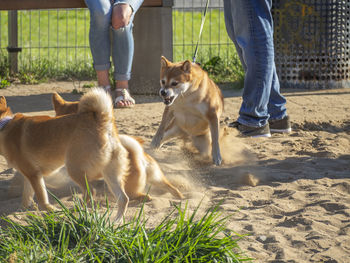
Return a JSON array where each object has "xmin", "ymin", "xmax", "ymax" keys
[
  {"xmin": 0, "ymin": 89, "xmax": 131, "ymax": 219},
  {"xmin": 52, "ymin": 92, "xmax": 183, "ymax": 202},
  {"xmin": 151, "ymin": 56, "xmax": 224, "ymax": 165}
]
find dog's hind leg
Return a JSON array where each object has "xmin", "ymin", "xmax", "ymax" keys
[
  {"xmin": 146, "ymin": 158, "xmax": 184, "ymax": 199},
  {"xmin": 124, "ymin": 160, "xmax": 151, "ymax": 203},
  {"xmin": 192, "ymin": 133, "xmax": 211, "ymax": 157},
  {"xmin": 103, "ymin": 150, "xmax": 129, "ymax": 221},
  {"xmin": 65, "ymin": 165, "xmax": 96, "ymax": 200},
  {"xmin": 119, "ymin": 135, "xmax": 151, "ymax": 203}
]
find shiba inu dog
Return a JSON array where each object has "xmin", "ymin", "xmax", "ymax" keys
[
  {"xmin": 151, "ymin": 56, "xmax": 224, "ymax": 165},
  {"xmin": 52, "ymin": 92, "xmax": 184, "ymax": 202},
  {"xmin": 0, "ymin": 89, "xmax": 130, "ymax": 220}
]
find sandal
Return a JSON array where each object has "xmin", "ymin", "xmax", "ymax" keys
[{"xmin": 114, "ymin": 88, "xmax": 135, "ymax": 108}]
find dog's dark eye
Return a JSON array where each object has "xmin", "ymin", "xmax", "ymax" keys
[
  {"xmin": 161, "ymin": 80, "xmax": 165, "ymax": 85},
  {"xmin": 171, "ymin": 82, "xmax": 178, "ymax": 86}
]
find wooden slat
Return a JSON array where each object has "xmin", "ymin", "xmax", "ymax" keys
[{"xmin": 0, "ymin": 0, "xmax": 163, "ymax": 10}]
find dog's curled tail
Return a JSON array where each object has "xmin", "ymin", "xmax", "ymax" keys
[{"xmin": 78, "ymin": 88, "xmax": 114, "ymax": 120}]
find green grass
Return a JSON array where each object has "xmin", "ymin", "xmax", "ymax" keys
[
  {"xmin": 0, "ymin": 9, "xmax": 243, "ymax": 87},
  {"xmin": 173, "ymin": 10, "xmax": 233, "ymax": 60},
  {"xmin": 0, "ymin": 50, "xmax": 10, "ymax": 88},
  {"xmin": 0, "ymin": 192, "xmax": 251, "ymax": 262}
]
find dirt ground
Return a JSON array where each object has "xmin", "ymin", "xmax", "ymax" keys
[{"xmin": 1, "ymin": 82, "xmax": 350, "ymax": 262}]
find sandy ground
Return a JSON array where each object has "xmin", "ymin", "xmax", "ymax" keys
[{"xmin": 0, "ymin": 82, "xmax": 349, "ymax": 262}]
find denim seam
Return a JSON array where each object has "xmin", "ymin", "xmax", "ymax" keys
[
  {"xmin": 114, "ymin": 72, "xmax": 131, "ymax": 81},
  {"xmin": 94, "ymin": 62, "xmax": 111, "ymax": 71}
]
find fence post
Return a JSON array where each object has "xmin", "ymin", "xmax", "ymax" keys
[
  {"xmin": 7, "ymin": 10, "xmax": 21, "ymax": 75},
  {"xmin": 131, "ymin": 1, "xmax": 173, "ymax": 94}
]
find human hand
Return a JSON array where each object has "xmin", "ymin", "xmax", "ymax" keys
[{"xmin": 112, "ymin": 4, "xmax": 133, "ymax": 29}]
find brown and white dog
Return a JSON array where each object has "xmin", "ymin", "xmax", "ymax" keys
[
  {"xmin": 0, "ymin": 88, "xmax": 130, "ymax": 220},
  {"xmin": 151, "ymin": 56, "xmax": 224, "ymax": 165},
  {"xmin": 52, "ymin": 92, "xmax": 183, "ymax": 202}
]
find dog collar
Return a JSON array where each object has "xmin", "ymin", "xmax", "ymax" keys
[{"xmin": 0, "ymin": 116, "xmax": 13, "ymax": 130}]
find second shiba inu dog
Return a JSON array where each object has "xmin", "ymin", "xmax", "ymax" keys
[
  {"xmin": 52, "ymin": 92, "xmax": 184, "ymax": 202},
  {"xmin": 151, "ymin": 56, "xmax": 224, "ymax": 165}
]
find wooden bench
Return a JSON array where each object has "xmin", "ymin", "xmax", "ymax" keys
[{"xmin": 1, "ymin": 0, "xmax": 173, "ymax": 94}]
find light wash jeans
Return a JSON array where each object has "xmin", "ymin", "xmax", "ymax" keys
[
  {"xmin": 223, "ymin": 0, "xmax": 287, "ymax": 127},
  {"xmin": 85, "ymin": 0, "xmax": 143, "ymax": 81}
]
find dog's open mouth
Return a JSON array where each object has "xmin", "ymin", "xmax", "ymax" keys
[{"xmin": 163, "ymin": 96, "xmax": 175, "ymax": 105}]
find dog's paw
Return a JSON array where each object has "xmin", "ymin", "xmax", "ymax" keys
[
  {"xmin": 213, "ymin": 154, "xmax": 223, "ymax": 166},
  {"xmin": 135, "ymin": 194, "xmax": 152, "ymax": 203},
  {"xmin": 176, "ymin": 191, "xmax": 185, "ymax": 200},
  {"xmin": 43, "ymin": 204, "xmax": 57, "ymax": 212},
  {"xmin": 150, "ymin": 137, "xmax": 161, "ymax": 149}
]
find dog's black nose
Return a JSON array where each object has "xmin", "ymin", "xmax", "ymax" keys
[{"xmin": 160, "ymin": 90, "xmax": 167, "ymax": 96}]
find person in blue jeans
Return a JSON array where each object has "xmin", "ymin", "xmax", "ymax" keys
[
  {"xmin": 85, "ymin": 0, "xmax": 144, "ymax": 108},
  {"xmin": 223, "ymin": 0, "xmax": 291, "ymax": 137}
]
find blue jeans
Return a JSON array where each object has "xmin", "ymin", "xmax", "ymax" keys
[
  {"xmin": 85, "ymin": 0, "xmax": 143, "ymax": 81},
  {"xmin": 223, "ymin": 0, "xmax": 287, "ymax": 127}
]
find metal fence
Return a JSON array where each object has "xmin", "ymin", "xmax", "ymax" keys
[
  {"xmin": 0, "ymin": 0, "xmax": 234, "ymax": 75},
  {"xmin": 0, "ymin": 9, "xmax": 91, "ymax": 74},
  {"xmin": 172, "ymin": 0, "xmax": 234, "ymax": 62}
]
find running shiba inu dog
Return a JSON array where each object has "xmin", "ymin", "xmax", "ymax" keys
[
  {"xmin": 52, "ymin": 92, "xmax": 183, "ymax": 202},
  {"xmin": 0, "ymin": 89, "xmax": 130, "ymax": 220},
  {"xmin": 151, "ymin": 56, "xmax": 224, "ymax": 165}
]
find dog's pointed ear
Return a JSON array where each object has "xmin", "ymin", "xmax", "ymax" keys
[
  {"xmin": 52, "ymin": 92, "xmax": 65, "ymax": 104},
  {"xmin": 0, "ymin": 96, "xmax": 7, "ymax": 108},
  {"xmin": 52, "ymin": 92, "xmax": 65, "ymax": 111},
  {"xmin": 182, "ymin": 60, "xmax": 192, "ymax": 73},
  {"xmin": 160, "ymin": 56, "xmax": 170, "ymax": 69}
]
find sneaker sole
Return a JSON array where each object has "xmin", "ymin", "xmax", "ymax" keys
[
  {"xmin": 251, "ymin": 134, "xmax": 271, "ymax": 138},
  {"xmin": 270, "ymin": 128, "xmax": 292, "ymax": 133}
]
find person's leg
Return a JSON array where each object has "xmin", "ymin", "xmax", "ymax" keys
[
  {"xmin": 224, "ymin": 0, "xmax": 287, "ymax": 128},
  {"xmin": 267, "ymin": 65, "xmax": 287, "ymax": 121},
  {"xmin": 85, "ymin": 0, "xmax": 113, "ymax": 87},
  {"xmin": 267, "ymin": 65, "xmax": 291, "ymax": 133},
  {"xmin": 96, "ymin": 70, "xmax": 111, "ymax": 87},
  {"xmin": 223, "ymin": 0, "xmax": 246, "ymax": 72},
  {"xmin": 111, "ymin": 0, "xmax": 143, "ymax": 107}
]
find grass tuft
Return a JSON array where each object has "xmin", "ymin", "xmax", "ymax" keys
[{"xmin": 0, "ymin": 193, "xmax": 251, "ymax": 262}]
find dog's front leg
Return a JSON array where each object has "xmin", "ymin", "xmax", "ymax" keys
[
  {"xmin": 151, "ymin": 106, "xmax": 174, "ymax": 148},
  {"xmin": 22, "ymin": 176, "xmax": 35, "ymax": 209},
  {"xmin": 208, "ymin": 112, "xmax": 222, "ymax": 166}
]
